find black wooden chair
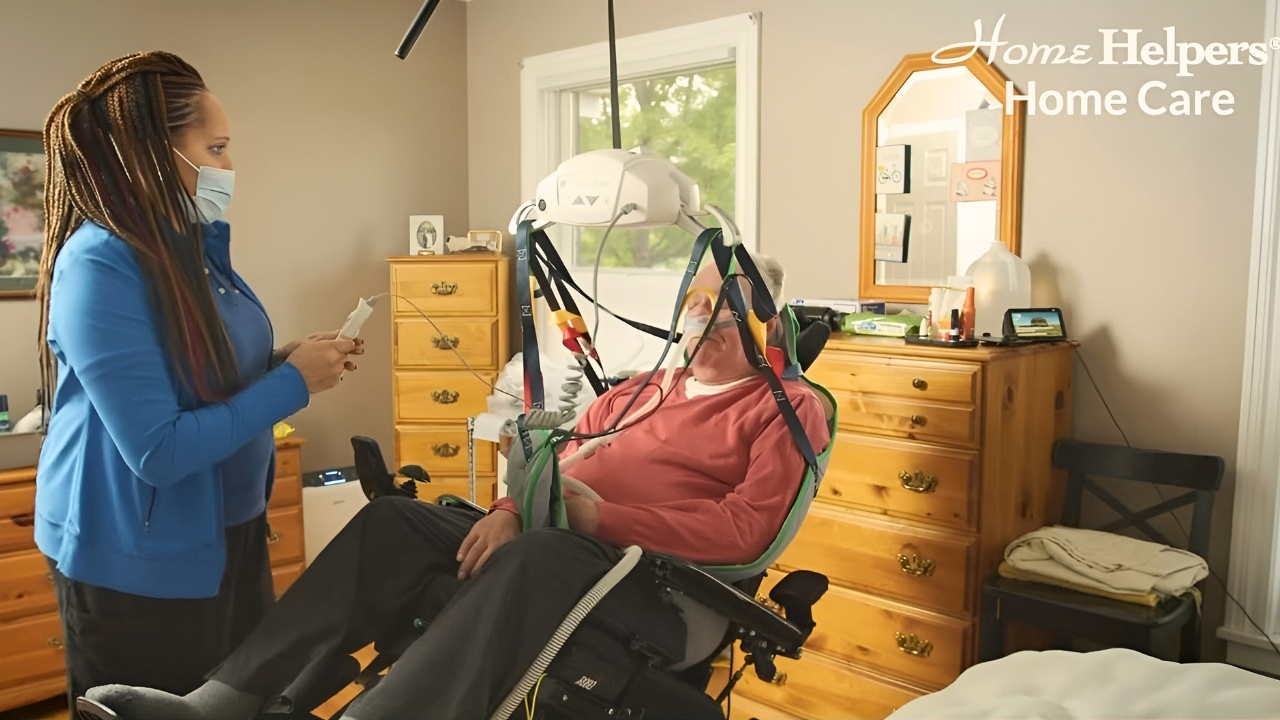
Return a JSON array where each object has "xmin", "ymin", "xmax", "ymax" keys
[{"xmin": 979, "ymin": 439, "xmax": 1223, "ymax": 663}]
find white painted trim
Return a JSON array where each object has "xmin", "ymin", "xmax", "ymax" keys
[
  {"xmin": 519, "ymin": 13, "xmax": 761, "ymax": 254},
  {"xmin": 1220, "ymin": 0, "xmax": 1280, "ymax": 669}
]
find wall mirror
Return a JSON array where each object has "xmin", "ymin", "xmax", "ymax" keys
[{"xmin": 859, "ymin": 49, "xmax": 1024, "ymax": 305}]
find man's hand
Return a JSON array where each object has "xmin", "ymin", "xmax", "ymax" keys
[
  {"xmin": 564, "ymin": 493, "xmax": 600, "ymax": 534},
  {"xmin": 456, "ymin": 510, "xmax": 521, "ymax": 579}
]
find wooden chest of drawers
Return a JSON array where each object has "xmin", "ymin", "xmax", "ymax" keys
[
  {"xmin": 388, "ymin": 254, "xmax": 511, "ymax": 506},
  {"xmin": 0, "ymin": 437, "xmax": 308, "ymax": 712},
  {"xmin": 733, "ymin": 336, "xmax": 1073, "ymax": 719},
  {"xmin": 268, "ymin": 438, "xmax": 307, "ymax": 597}
]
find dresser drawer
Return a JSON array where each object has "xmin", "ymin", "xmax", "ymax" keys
[
  {"xmin": 272, "ymin": 562, "xmax": 305, "ymax": 597},
  {"xmin": 0, "ymin": 482, "xmax": 36, "ymax": 555},
  {"xmin": 276, "ymin": 446, "xmax": 301, "ymax": 479},
  {"xmin": 778, "ymin": 504, "xmax": 976, "ymax": 615},
  {"xmin": 0, "ymin": 551, "xmax": 57, "ymax": 623},
  {"xmin": 723, "ymin": 649, "xmax": 926, "ymax": 720},
  {"xmin": 0, "ymin": 612, "xmax": 66, "ymax": 693},
  {"xmin": 832, "ymin": 390, "xmax": 977, "ymax": 446},
  {"xmin": 808, "ymin": 354, "xmax": 979, "ymax": 405},
  {"xmin": 269, "ymin": 471, "xmax": 302, "ymax": 510},
  {"xmin": 760, "ymin": 571, "xmax": 969, "ymax": 689},
  {"xmin": 409, "ymin": 475, "xmax": 496, "ymax": 508},
  {"xmin": 395, "ymin": 372, "xmax": 495, "ymax": 422},
  {"xmin": 398, "ymin": 426, "xmax": 495, "ymax": 476},
  {"xmin": 392, "ymin": 262, "xmax": 499, "ymax": 316},
  {"xmin": 822, "ymin": 433, "xmax": 977, "ymax": 530},
  {"xmin": 267, "ymin": 506, "xmax": 304, "ymax": 566},
  {"xmin": 395, "ymin": 318, "xmax": 500, "ymax": 370}
]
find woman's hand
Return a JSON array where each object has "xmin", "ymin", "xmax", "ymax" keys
[
  {"xmin": 457, "ymin": 510, "xmax": 521, "ymax": 579},
  {"xmin": 286, "ymin": 338, "xmax": 357, "ymax": 393},
  {"xmin": 276, "ymin": 331, "xmax": 364, "ymax": 371}
]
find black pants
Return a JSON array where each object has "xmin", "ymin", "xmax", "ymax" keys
[
  {"xmin": 211, "ymin": 497, "xmax": 687, "ymax": 719},
  {"xmin": 47, "ymin": 512, "xmax": 274, "ymax": 708}
]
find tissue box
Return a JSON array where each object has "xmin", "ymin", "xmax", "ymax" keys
[
  {"xmin": 791, "ymin": 298, "xmax": 886, "ymax": 315},
  {"xmin": 842, "ymin": 312, "xmax": 925, "ymax": 337}
]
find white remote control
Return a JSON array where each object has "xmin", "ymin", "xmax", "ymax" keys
[{"xmin": 339, "ymin": 294, "xmax": 384, "ymax": 339}]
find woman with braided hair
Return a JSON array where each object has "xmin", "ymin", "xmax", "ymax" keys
[{"xmin": 34, "ymin": 51, "xmax": 359, "ymax": 705}]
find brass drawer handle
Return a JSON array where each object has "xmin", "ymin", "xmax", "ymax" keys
[
  {"xmin": 769, "ymin": 671, "xmax": 788, "ymax": 686},
  {"xmin": 268, "ymin": 531, "xmax": 281, "ymax": 544},
  {"xmin": 909, "ymin": 414, "xmax": 927, "ymax": 427},
  {"xmin": 895, "ymin": 632, "xmax": 933, "ymax": 658},
  {"xmin": 432, "ymin": 335, "xmax": 460, "ymax": 350},
  {"xmin": 10, "ymin": 512, "xmax": 35, "ymax": 527},
  {"xmin": 911, "ymin": 377, "xmax": 928, "ymax": 390},
  {"xmin": 432, "ymin": 389, "xmax": 460, "ymax": 404},
  {"xmin": 48, "ymin": 636, "xmax": 64, "ymax": 649},
  {"xmin": 898, "ymin": 470, "xmax": 939, "ymax": 494},
  {"xmin": 898, "ymin": 553, "xmax": 936, "ymax": 576},
  {"xmin": 755, "ymin": 594, "xmax": 784, "ymax": 615},
  {"xmin": 432, "ymin": 443, "xmax": 461, "ymax": 458},
  {"xmin": 431, "ymin": 282, "xmax": 459, "ymax": 296}
]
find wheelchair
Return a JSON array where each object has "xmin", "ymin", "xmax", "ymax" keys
[{"xmin": 265, "ymin": 320, "xmax": 838, "ymax": 720}]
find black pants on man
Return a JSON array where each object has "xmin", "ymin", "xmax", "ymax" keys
[
  {"xmin": 209, "ymin": 497, "xmax": 687, "ymax": 719},
  {"xmin": 48, "ymin": 513, "xmax": 274, "ymax": 710}
]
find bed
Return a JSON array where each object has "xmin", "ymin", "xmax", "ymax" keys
[{"xmin": 887, "ymin": 648, "xmax": 1280, "ymax": 719}]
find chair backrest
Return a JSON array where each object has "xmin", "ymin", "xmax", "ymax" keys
[{"xmin": 1053, "ymin": 439, "xmax": 1224, "ymax": 561}]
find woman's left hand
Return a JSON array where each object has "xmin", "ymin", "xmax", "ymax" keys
[{"xmin": 276, "ymin": 331, "xmax": 364, "ymax": 370}]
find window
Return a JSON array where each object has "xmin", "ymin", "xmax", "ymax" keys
[{"xmin": 520, "ymin": 14, "xmax": 759, "ymax": 370}]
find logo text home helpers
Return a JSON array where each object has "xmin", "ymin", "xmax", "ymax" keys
[{"xmin": 933, "ymin": 14, "xmax": 1277, "ymax": 117}]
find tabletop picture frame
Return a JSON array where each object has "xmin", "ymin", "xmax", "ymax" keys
[{"xmin": 0, "ymin": 129, "xmax": 46, "ymax": 299}]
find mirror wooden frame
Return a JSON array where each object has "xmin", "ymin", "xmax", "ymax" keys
[{"xmin": 859, "ymin": 48, "xmax": 1025, "ymax": 305}]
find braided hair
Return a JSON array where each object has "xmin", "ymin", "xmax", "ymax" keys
[{"xmin": 38, "ymin": 51, "xmax": 239, "ymax": 408}]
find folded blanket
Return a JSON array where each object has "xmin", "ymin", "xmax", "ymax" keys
[
  {"xmin": 1004, "ymin": 526, "xmax": 1207, "ymax": 599},
  {"xmin": 997, "ymin": 561, "xmax": 1161, "ymax": 607}
]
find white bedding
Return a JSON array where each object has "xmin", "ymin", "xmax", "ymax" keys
[{"xmin": 888, "ymin": 649, "xmax": 1280, "ymax": 719}]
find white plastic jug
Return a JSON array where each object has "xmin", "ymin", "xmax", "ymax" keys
[{"xmin": 965, "ymin": 241, "xmax": 1031, "ymax": 338}]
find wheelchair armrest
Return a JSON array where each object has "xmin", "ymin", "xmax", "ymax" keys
[
  {"xmin": 435, "ymin": 494, "xmax": 489, "ymax": 517},
  {"xmin": 644, "ymin": 553, "xmax": 811, "ymax": 658}
]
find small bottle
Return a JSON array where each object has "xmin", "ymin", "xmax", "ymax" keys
[
  {"xmin": 961, "ymin": 287, "xmax": 976, "ymax": 340},
  {"xmin": 0, "ymin": 395, "xmax": 8, "ymax": 433},
  {"xmin": 949, "ymin": 309, "xmax": 962, "ymax": 342}
]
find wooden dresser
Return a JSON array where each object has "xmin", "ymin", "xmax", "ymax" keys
[
  {"xmin": 726, "ymin": 336, "xmax": 1074, "ymax": 719},
  {"xmin": 388, "ymin": 253, "xmax": 511, "ymax": 507},
  {"xmin": 0, "ymin": 437, "xmax": 307, "ymax": 712}
]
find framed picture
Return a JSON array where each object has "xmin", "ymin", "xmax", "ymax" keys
[
  {"xmin": 874, "ymin": 212, "xmax": 910, "ymax": 263},
  {"xmin": 409, "ymin": 214, "xmax": 444, "ymax": 255},
  {"xmin": 875, "ymin": 144, "xmax": 910, "ymax": 195},
  {"xmin": 468, "ymin": 229, "xmax": 503, "ymax": 253},
  {"xmin": 0, "ymin": 129, "xmax": 46, "ymax": 299},
  {"xmin": 950, "ymin": 161, "xmax": 1001, "ymax": 202}
]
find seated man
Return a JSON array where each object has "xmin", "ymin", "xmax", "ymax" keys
[{"xmin": 82, "ymin": 256, "xmax": 830, "ymax": 720}]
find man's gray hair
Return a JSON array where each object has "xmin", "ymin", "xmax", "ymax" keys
[{"xmin": 752, "ymin": 253, "xmax": 786, "ymax": 309}]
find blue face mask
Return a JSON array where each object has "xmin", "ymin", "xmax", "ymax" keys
[{"xmin": 174, "ymin": 148, "xmax": 234, "ymax": 223}]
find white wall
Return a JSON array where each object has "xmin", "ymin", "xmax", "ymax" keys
[
  {"xmin": 0, "ymin": 0, "xmax": 470, "ymax": 472},
  {"xmin": 465, "ymin": 0, "xmax": 1265, "ymax": 660}
]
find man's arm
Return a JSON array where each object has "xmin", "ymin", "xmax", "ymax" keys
[{"xmin": 590, "ymin": 402, "xmax": 828, "ymax": 566}]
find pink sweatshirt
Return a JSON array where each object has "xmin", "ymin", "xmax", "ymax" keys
[{"xmin": 492, "ymin": 371, "xmax": 830, "ymax": 565}]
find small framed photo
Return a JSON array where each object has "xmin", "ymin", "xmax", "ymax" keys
[
  {"xmin": 468, "ymin": 229, "xmax": 503, "ymax": 253},
  {"xmin": 875, "ymin": 144, "xmax": 910, "ymax": 195},
  {"xmin": 950, "ymin": 161, "xmax": 1001, "ymax": 202},
  {"xmin": 874, "ymin": 212, "xmax": 910, "ymax": 263},
  {"xmin": 409, "ymin": 215, "xmax": 444, "ymax": 255},
  {"xmin": 1, "ymin": 129, "xmax": 47, "ymax": 300}
]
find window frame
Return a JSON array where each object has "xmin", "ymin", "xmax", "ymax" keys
[{"xmin": 519, "ymin": 13, "xmax": 761, "ymax": 261}]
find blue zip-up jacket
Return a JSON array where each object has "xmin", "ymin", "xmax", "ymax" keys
[{"xmin": 34, "ymin": 221, "xmax": 311, "ymax": 599}]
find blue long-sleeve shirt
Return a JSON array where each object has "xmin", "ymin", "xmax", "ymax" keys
[{"xmin": 35, "ymin": 221, "xmax": 310, "ymax": 599}]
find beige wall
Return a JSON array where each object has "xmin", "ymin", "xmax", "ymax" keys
[
  {"xmin": 466, "ymin": 0, "xmax": 1264, "ymax": 658},
  {"xmin": 0, "ymin": 0, "xmax": 469, "ymax": 472}
]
